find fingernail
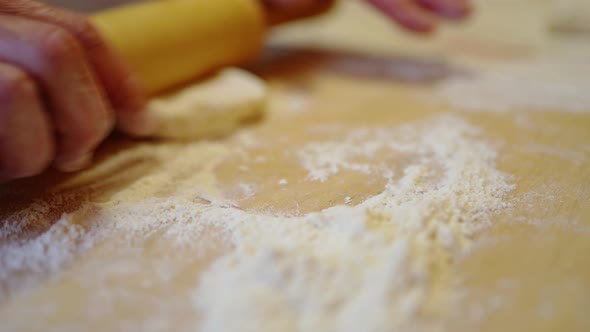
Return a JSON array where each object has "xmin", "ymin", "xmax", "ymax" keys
[
  {"xmin": 117, "ymin": 110, "xmax": 158, "ymax": 137},
  {"xmin": 55, "ymin": 152, "xmax": 93, "ymax": 172}
]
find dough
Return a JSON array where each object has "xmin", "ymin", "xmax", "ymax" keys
[{"xmin": 147, "ymin": 68, "xmax": 267, "ymax": 139}]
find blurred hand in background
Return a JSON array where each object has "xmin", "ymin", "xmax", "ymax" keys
[{"xmin": 264, "ymin": 0, "xmax": 471, "ymax": 32}]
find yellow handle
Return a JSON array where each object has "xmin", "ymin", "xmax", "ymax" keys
[{"xmin": 91, "ymin": 0, "xmax": 266, "ymax": 94}]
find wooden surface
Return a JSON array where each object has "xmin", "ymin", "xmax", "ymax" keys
[{"xmin": 1, "ymin": 1, "xmax": 589, "ymax": 331}]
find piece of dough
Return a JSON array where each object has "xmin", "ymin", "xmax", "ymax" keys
[{"xmin": 147, "ymin": 68, "xmax": 267, "ymax": 139}]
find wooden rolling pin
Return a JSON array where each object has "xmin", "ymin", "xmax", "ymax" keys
[{"xmin": 91, "ymin": 0, "xmax": 266, "ymax": 94}]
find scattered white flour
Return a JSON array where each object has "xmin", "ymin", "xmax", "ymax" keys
[
  {"xmin": 0, "ymin": 217, "xmax": 96, "ymax": 300},
  {"xmin": 193, "ymin": 116, "xmax": 514, "ymax": 331},
  {"xmin": 238, "ymin": 183, "xmax": 257, "ymax": 198},
  {"xmin": 0, "ymin": 116, "xmax": 513, "ymax": 332},
  {"xmin": 0, "ymin": 115, "xmax": 515, "ymax": 331},
  {"xmin": 436, "ymin": 61, "xmax": 590, "ymax": 113}
]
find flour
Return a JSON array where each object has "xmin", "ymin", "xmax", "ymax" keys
[
  {"xmin": 238, "ymin": 183, "xmax": 257, "ymax": 198},
  {"xmin": 435, "ymin": 60, "xmax": 590, "ymax": 113},
  {"xmin": 0, "ymin": 218, "xmax": 95, "ymax": 301},
  {"xmin": 0, "ymin": 115, "xmax": 514, "ymax": 331},
  {"xmin": 191, "ymin": 116, "xmax": 514, "ymax": 331}
]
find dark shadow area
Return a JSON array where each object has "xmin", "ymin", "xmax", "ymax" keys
[
  {"xmin": 247, "ymin": 46, "xmax": 467, "ymax": 84},
  {"xmin": 0, "ymin": 135, "xmax": 159, "ymax": 244}
]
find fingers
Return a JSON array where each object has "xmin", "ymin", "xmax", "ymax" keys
[
  {"xmin": 417, "ymin": 0, "xmax": 471, "ymax": 19},
  {"xmin": 0, "ymin": 62, "xmax": 53, "ymax": 180},
  {"xmin": 0, "ymin": 0, "xmax": 153, "ymax": 136},
  {"xmin": 367, "ymin": 0, "xmax": 472, "ymax": 33},
  {"xmin": 368, "ymin": 0, "xmax": 436, "ymax": 33},
  {"xmin": 0, "ymin": 14, "xmax": 113, "ymax": 171}
]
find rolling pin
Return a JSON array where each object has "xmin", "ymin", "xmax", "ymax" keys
[{"xmin": 91, "ymin": 0, "xmax": 266, "ymax": 94}]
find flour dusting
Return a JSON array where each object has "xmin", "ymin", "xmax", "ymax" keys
[
  {"xmin": 192, "ymin": 116, "xmax": 514, "ymax": 331},
  {"xmin": 0, "ymin": 115, "xmax": 514, "ymax": 331}
]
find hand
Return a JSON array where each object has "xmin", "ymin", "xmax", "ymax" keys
[
  {"xmin": 367, "ymin": 0, "xmax": 472, "ymax": 33},
  {"xmin": 0, "ymin": 0, "xmax": 150, "ymax": 183},
  {"xmin": 263, "ymin": 0, "xmax": 471, "ymax": 32}
]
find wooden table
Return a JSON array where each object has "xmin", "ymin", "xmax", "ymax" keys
[{"xmin": 1, "ymin": 1, "xmax": 589, "ymax": 331}]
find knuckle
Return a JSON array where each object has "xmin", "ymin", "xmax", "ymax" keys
[
  {"xmin": 73, "ymin": 18, "xmax": 106, "ymax": 50},
  {"xmin": 77, "ymin": 111, "xmax": 114, "ymax": 150},
  {"xmin": 0, "ymin": 113, "xmax": 54, "ymax": 178},
  {"xmin": 39, "ymin": 26, "xmax": 80, "ymax": 66},
  {"xmin": 21, "ymin": 151, "xmax": 52, "ymax": 177},
  {"xmin": 2, "ymin": 142, "xmax": 53, "ymax": 178},
  {"xmin": 104, "ymin": 109, "xmax": 116, "ymax": 133},
  {"xmin": 35, "ymin": 143, "xmax": 55, "ymax": 174},
  {"xmin": 0, "ymin": 65, "xmax": 35, "ymax": 98},
  {"xmin": 93, "ymin": 107, "xmax": 115, "ymax": 141}
]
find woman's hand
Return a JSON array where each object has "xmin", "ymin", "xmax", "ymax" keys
[
  {"xmin": 0, "ymin": 0, "xmax": 150, "ymax": 182},
  {"xmin": 366, "ymin": 0, "xmax": 472, "ymax": 32},
  {"xmin": 263, "ymin": 0, "xmax": 471, "ymax": 32},
  {"xmin": 0, "ymin": 0, "xmax": 472, "ymax": 183}
]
